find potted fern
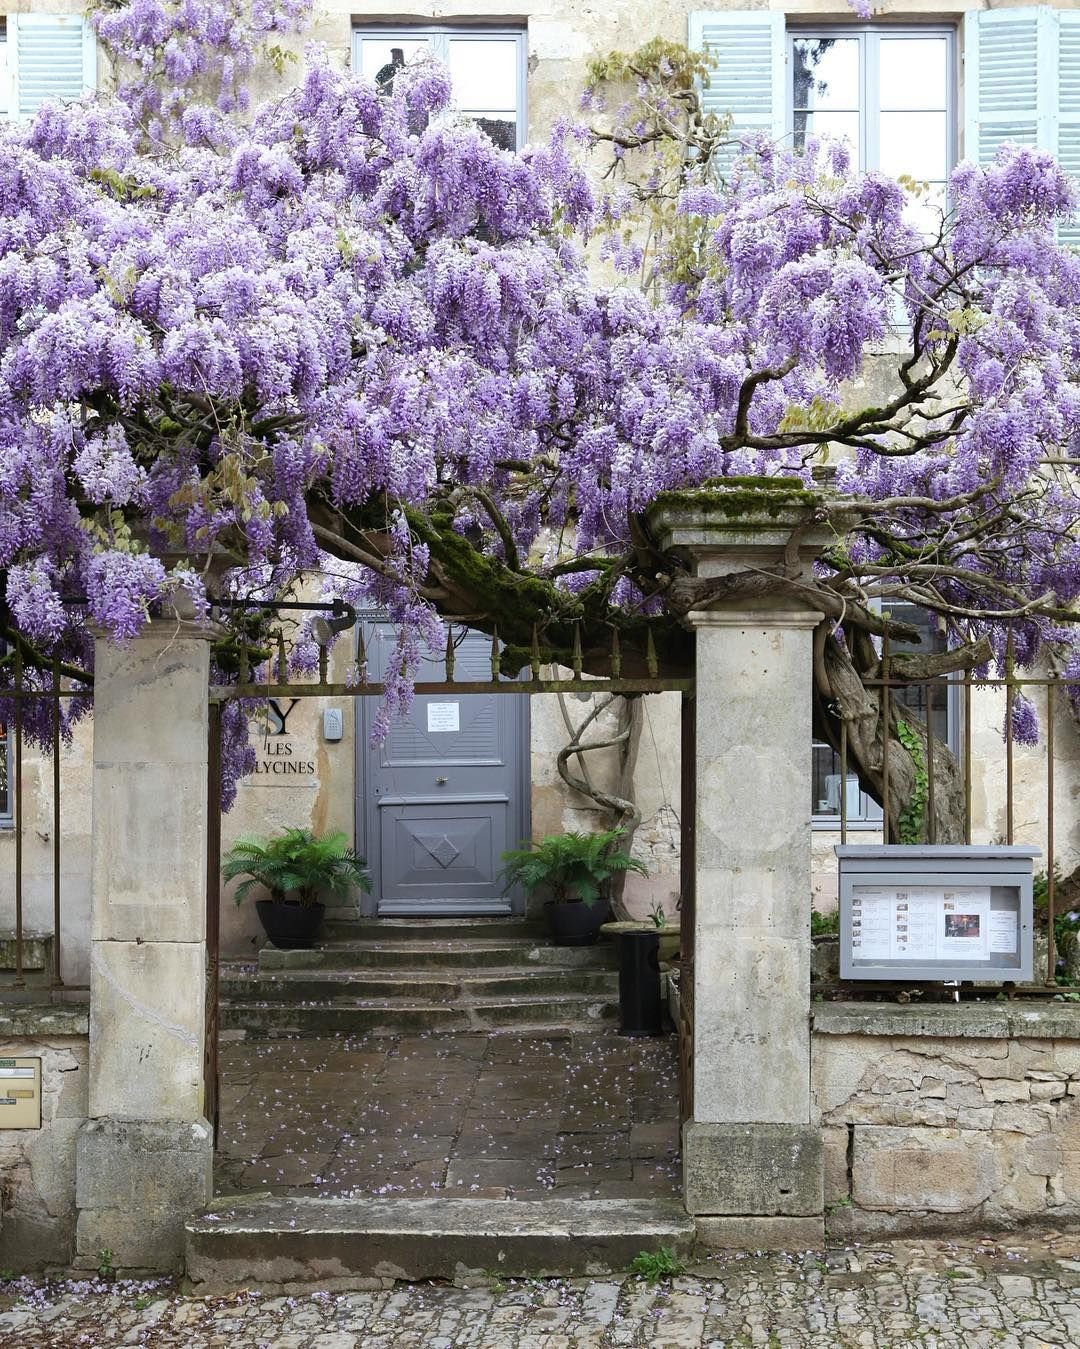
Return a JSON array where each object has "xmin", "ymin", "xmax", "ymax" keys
[
  {"xmin": 223, "ymin": 827, "xmax": 371, "ymax": 949},
  {"xmin": 499, "ymin": 828, "xmax": 649, "ymax": 946}
]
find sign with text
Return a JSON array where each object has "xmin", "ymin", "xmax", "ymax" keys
[
  {"xmin": 427, "ymin": 702, "xmax": 460, "ymax": 733},
  {"xmin": 837, "ymin": 846, "xmax": 1037, "ymax": 983},
  {"xmin": 248, "ymin": 697, "xmax": 317, "ymax": 788}
]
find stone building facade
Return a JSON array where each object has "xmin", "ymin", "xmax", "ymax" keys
[{"xmin": 0, "ymin": 0, "xmax": 1076, "ymax": 973}]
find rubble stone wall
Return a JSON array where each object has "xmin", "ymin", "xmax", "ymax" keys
[
  {"xmin": 0, "ymin": 1009, "xmax": 89, "ymax": 1271},
  {"xmin": 814, "ymin": 1004, "xmax": 1080, "ymax": 1238}
]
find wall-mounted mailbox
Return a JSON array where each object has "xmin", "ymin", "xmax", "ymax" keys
[
  {"xmin": 0, "ymin": 1056, "xmax": 41, "ymax": 1129},
  {"xmin": 836, "ymin": 845, "xmax": 1038, "ymax": 983}
]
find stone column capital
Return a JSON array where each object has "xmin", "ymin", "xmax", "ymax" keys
[
  {"xmin": 647, "ymin": 481, "xmax": 835, "ymax": 580},
  {"xmin": 684, "ymin": 607, "xmax": 826, "ymax": 631}
]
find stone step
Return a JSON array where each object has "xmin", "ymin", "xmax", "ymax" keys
[
  {"xmin": 222, "ymin": 968, "xmax": 619, "ymax": 1003},
  {"xmin": 185, "ymin": 1195, "xmax": 695, "ymax": 1289},
  {"xmin": 324, "ymin": 916, "xmax": 547, "ymax": 942},
  {"xmin": 220, "ymin": 991, "xmax": 619, "ymax": 1037},
  {"xmin": 259, "ymin": 940, "xmax": 617, "ymax": 972}
]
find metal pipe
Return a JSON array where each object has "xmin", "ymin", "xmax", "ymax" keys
[
  {"xmin": 205, "ymin": 701, "xmax": 222, "ymax": 1138},
  {"xmin": 52, "ymin": 659, "xmax": 62, "ymax": 988},
  {"xmin": 839, "ymin": 721, "xmax": 848, "ymax": 846},
  {"xmin": 13, "ymin": 651, "xmax": 23, "ymax": 987},
  {"xmin": 1005, "ymin": 630, "xmax": 1015, "ymax": 846},
  {"xmin": 925, "ymin": 678, "xmax": 936, "ymax": 845},
  {"xmin": 964, "ymin": 673, "xmax": 973, "ymax": 845},
  {"xmin": 880, "ymin": 632, "xmax": 891, "ymax": 844},
  {"xmin": 1047, "ymin": 679, "xmax": 1056, "ymax": 985}
]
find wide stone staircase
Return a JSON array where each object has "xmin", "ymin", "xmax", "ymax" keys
[
  {"xmin": 220, "ymin": 915, "xmax": 620, "ymax": 1037},
  {"xmin": 202, "ymin": 917, "xmax": 694, "ymax": 1285}
]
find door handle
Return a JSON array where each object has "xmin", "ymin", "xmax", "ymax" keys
[{"xmin": 436, "ymin": 776, "xmax": 448, "ymax": 785}]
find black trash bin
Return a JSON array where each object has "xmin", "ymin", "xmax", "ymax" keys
[{"xmin": 616, "ymin": 929, "xmax": 664, "ymax": 1036}]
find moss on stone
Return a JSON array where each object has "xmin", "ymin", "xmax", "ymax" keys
[{"xmin": 650, "ymin": 475, "xmax": 822, "ymax": 520}]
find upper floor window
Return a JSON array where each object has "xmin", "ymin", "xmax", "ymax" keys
[
  {"xmin": 790, "ymin": 28, "xmax": 954, "ymax": 224},
  {"xmin": 690, "ymin": 6, "xmax": 1080, "ymax": 246},
  {"xmin": 353, "ymin": 25, "xmax": 527, "ymax": 151}
]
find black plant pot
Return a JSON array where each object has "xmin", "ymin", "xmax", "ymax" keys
[
  {"xmin": 255, "ymin": 899, "xmax": 326, "ymax": 950},
  {"xmin": 544, "ymin": 898, "xmax": 611, "ymax": 947}
]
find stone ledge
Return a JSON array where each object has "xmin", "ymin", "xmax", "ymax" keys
[
  {"xmin": 186, "ymin": 1196, "xmax": 696, "ymax": 1289},
  {"xmin": 812, "ymin": 1001, "xmax": 1080, "ymax": 1040},
  {"xmin": 0, "ymin": 1004, "xmax": 89, "ymax": 1039},
  {"xmin": 695, "ymin": 1215, "xmax": 825, "ymax": 1251}
]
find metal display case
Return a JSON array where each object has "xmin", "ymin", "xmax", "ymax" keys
[{"xmin": 836, "ymin": 845, "xmax": 1039, "ymax": 983}]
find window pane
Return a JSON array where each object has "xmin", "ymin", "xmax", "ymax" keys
[
  {"xmin": 466, "ymin": 114, "xmax": 517, "ymax": 151},
  {"xmin": 447, "ymin": 38, "xmax": 518, "ymax": 112},
  {"xmin": 358, "ymin": 37, "xmax": 433, "ymax": 90},
  {"xmin": 903, "ymin": 184, "xmax": 948, "ymax": 240},
  {"xmin": 0, "ymin": 725, "xmax": 7, "ymax": 818},
  {"xmin": 813, "ymin": 744, "xmax": 864, "ymax": 819},
  {"xmin": 879, "ymin": 111, "xmax": 948, "ymax": 182},
  {"xmin": 886, "ymin": 603, "xmax": 951, "ymax": 744},
  {"xmin": 793, "ymin": 37, "xmax": 859, "ymax": 111},
  {"xmin": 794, "ymin": 110, "xmax": 860, "ymax": 158},
  {"xmin": 880, "ymin": 38, "xmax": 947, "ymax": 111}
]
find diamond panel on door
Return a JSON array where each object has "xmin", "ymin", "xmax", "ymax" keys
[{"xmin": 378, "ymin": 800, "xmax": 506, "ymax": 906}]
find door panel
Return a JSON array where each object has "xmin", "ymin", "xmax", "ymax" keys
[{"xmin": 356, "ymin": 618, "xmax": 529, "ymax": 915}]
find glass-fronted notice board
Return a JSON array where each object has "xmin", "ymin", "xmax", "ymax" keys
[{"xmin": 836, "ymin": 846, "xmax": 1038, "ymax": 982}]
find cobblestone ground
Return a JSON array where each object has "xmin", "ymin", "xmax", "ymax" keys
[
  {"xmin": 215, "ymin": 1032, "xmax": 681, "ymax": 1200},
  {"xmin": 5, "ymin": 1234, "xmax": 1080, "ymax": 1347}
]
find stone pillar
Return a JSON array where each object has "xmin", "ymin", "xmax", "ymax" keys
[
  {"xmin": 649, "ymin": 487, "xmax": 832, "ymax": 1249},
  {"xmin": 75, "ymin": 621, "xmax": 214, "ymax": 1271}
]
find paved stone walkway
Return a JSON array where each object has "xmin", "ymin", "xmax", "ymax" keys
[
  {"xmin": 215, "ymin": 1031, "xmax": 681, "ymax": 1200},
  {"xmin": 6, "ymin": 1235, "xmax": 1080, "ymax": 1345}
]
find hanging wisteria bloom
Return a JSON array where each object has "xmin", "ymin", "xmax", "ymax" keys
[{"xmin": 0, "ymin": 0, "xmax": 1075, "ymax": 817}]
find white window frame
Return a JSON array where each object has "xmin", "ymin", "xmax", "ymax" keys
[
  {"xmin": 352, "ymin": 24, "xmax": 528, "ymax": 151},
  {"xmin": 812, "ymin": 601, "xmax": 961, "ymax": 831},
  {"xmin": 786, "ymin": 24, "xmax": 958, "ymax": 180}
]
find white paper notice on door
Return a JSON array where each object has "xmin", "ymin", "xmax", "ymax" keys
[{"xmin": 427, "ymin": 702, "xmax": 460, "ymax": 733}]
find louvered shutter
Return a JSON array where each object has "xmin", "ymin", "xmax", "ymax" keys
[
  {"xmin": 965, "ymin": 8, "xmax": 1080, "ymax": 244},
  {"xmin": 1059, "ymin": 13, "xmax": 1080, "ymax": 247},
  {"xmin": 689, "ymin": 11, "xmax": 785, "ymax": 175},
  {"xmin": 8, "ymin": 15, "xmax": 96, "ymax": 118},
  {"xmin": 963, "ymin": 8, "xmax": 1044, "ymax": 165}
]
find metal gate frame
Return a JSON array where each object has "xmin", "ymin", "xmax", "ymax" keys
[{"xmin": 203, "ymin": 617, "xmax": 695, "ymax": 1139}]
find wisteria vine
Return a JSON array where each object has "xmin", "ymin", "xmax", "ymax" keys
[{"xmin": 0, "ymin": 0, "xmax": 1077, "ymax": 810}]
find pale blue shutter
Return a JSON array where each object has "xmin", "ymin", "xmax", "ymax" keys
[
  {"xmin": 963, "ymin": 7, "xmax": 1057, "ymax": 164},
  {"xmin": 689, "ymin": 11, "xmax": 785, "ymax": 174},
  {"xmin": 965, "ymin": 8, "xmax": 1080, "ymax": 245},
  {"xmin": 9, "ymin": 15, "xmax": 96, "ymax": 117},
  {"xmin": 1059, "ymin": 13, "xmax": 1080, "ymax": 247}
]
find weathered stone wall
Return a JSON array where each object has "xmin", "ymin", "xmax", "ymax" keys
[
  {"xmin": 813, "ymin": 1004, "xmax": 1080, "ymax": 1238},
  {"xmin": 0, "ymin": 1009, "xmax": 89, "ymax": 1272},
  {"xmin": 530, "ymin": 689, "xmax": 682, "ymax": 921}
]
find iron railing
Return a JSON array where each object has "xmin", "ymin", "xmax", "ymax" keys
[
  {"xmin": 827, "ymin": 638, "xmax": 1079, "ymax": 984},
  {"xmin": 0, "ymin": 654, "xmax": 92, "ymax": 1002}
]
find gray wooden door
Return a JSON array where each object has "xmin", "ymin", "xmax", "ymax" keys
[{"xmin": 356, "ymin": 618, "xmax": 530, "ymax": 916}]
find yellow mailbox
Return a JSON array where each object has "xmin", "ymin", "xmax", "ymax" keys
[{"xmin": 0, "ymin": 1057, "xmax": 41, "ymax": 1129}]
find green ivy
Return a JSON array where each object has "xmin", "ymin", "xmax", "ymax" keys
[
  {"xmin": 895, "ymin": 718, "xmax": 928, "ymax": 845},
  {"xmin": 811, "ymin": 908, "xmax": 839, "ymax": 937}
]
